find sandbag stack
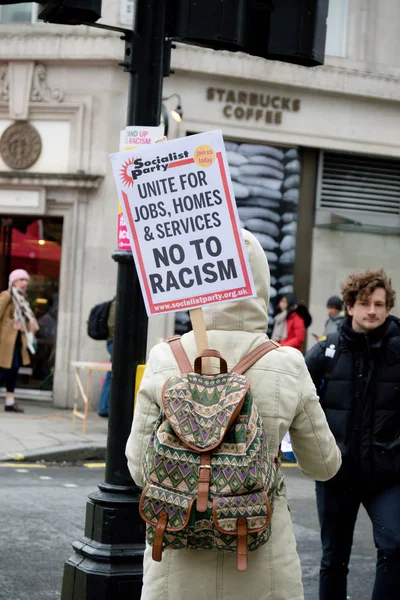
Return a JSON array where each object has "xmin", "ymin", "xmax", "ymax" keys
[
  {"xmin": 174, "ymin": 141, "xmax": 300, "ymax": 336},
  {"xmin": 226, "ymin": 141, "xmax": 299, "ymax": 331}
]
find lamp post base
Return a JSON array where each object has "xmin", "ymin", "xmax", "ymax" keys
[{"xmin": 61, "ymin": 487, "xmax": 145, "ymax": 600}]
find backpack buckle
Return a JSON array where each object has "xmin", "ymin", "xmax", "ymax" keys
[{"xmin": 197, "ymin": 455, "xmax": 212, "ymax": 512}]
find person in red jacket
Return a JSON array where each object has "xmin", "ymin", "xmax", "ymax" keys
[{"xmin": 272, "ymin": 293, "xmax": 312, "ymax": 352}]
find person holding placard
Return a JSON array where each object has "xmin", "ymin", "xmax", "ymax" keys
[{"xmin": 126, "ymin": 229, "xmax": 341, "ymax": 600}]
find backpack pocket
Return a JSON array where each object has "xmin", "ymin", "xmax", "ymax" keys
[
  {"xmin": 139, "ymin": 483, "xmax": 195, "ymax": 561},
  {"xmin": 212, "ymin": 490, "xmax": 272, "ymax": 535},
  {"xmin": 139, "ymin": 483, "xmax": 195, "ymax": 531},
  {"xmin": 212, "ymin": 491, "xmax": 272, "ymax": 571}
]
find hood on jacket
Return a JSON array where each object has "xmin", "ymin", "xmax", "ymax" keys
[
  {"xmin": 328, "ymin": 310, "xmax": 345, "ymax": 323},
  {"xmin": 296, "ymin": 304, "xmax": 312, "ymax": 328},
  {"xmin": 202, "ymin": 229, "xmax": 270, "ymax": 333}
]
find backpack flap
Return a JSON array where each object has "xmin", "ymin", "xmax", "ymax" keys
[
  {"xmin": 162, "ymin": 371, "xmax": 250, "ymax": 452},
  {"xmin": 139, "ymin": 483, "xmax": 195, "ymax": 561},
  {"xmin": 213, "ymin": 491, "xmax": 272, "ymax": 534}
]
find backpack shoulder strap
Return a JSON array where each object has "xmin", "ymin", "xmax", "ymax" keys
[
  {"xmin": 232, "ymin": 340, "xmax": 280, "ymax": 375},
  {"xmin": 320, "ymin": 332, "xmax": 340, "ymax": 346},
  {"xmin": 166, "ymin": 337, "xmax": 280, "ymax": 375},
  {"xmin": 166, "ymin": 335, "xmax": 192, "ymax": 373}
]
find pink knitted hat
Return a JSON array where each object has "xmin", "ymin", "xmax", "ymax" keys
[{"xmin": 9, "ymin": 269, "xmax": 30, "ymax": 285}]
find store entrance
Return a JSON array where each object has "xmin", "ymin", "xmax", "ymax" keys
[{"xmin": 0, "ymin": 216, "xmax": 63, "ymax": 394}]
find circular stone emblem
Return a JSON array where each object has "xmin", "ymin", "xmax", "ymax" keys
[{"xmin": 0, "ymin": 122, "xmax": 42, "ymax": 170}]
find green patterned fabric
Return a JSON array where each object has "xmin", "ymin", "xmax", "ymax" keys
[
  {"xmin": 163, "ymin": 373, "xmax": 248, "ymax": 451},
  {"xmin": 139, "ymin": 362, "xmax": 278, "ymax": 560}
]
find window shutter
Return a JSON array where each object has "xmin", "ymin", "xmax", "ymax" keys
[{"xmin": 316, "ymin": 151, "xmax": 400, "ymax": 228}]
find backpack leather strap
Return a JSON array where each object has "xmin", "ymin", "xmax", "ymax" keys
[
  {"xmin": 237, "ymin": 518, "xmax": 248, "ymax": 572},
  {"xmin": 232, "ymin": 340, "xmax": 280, "ymax": 375},
  {"xmin": 194, "ymin": 349, "xmax": 227, "ymax": 374},
  {"xmin": 232, "ymin": 340, "xmax": 282, "ymax": 463},
  {"xmin": 197, "ymin": 453, "xmax": 211, "ymax": 512},
  {"xmin": 166, "ymin": 335, "xmax": 192, "ymax": 373},
  {"xmin": 152, "ymin": 511, "xmax": 168, "ymax": 562}
]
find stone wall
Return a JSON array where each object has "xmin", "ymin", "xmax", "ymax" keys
[{"xmin": 308, "ymin": 228, "xmax": 400, "ymax": 348}]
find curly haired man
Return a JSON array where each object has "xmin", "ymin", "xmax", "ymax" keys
[{"xmin": 305, "ymin": 268, "xmax": 400, "ymax": 600}]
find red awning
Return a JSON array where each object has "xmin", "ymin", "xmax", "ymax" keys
[{"xmin": 10, "ymin": 227, "xmax": 61, "ymax": 262}]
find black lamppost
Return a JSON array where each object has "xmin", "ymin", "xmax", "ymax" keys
[{"xmin": 61, "ymin": 1, "xmax": 168, "ymax": 597}]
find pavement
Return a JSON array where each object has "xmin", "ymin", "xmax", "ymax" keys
[
  {"xmin": 0, "ymin": 399, "xmax": 291, "ymax": 465},
  {"xmin": 0, "ymin": 400, "xmax": 108, "ymax": 463}
]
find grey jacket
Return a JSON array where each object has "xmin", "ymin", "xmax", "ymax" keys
[{"xmin": 323, "ymin": 311, "xmax": 345, "ymax": 336}]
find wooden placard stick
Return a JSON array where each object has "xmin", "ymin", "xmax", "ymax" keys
[
  {"xmin": 157, "ymin": 138, "xmax": 212, "ymax": 373},
  {"xmin": 189, "ymin": 307, "xmax": 212, "ymax": 374}
]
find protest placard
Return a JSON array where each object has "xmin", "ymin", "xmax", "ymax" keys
[
  {"xmin": 110, "ymin": 130, "xmax": 256, "ymax": 318},
  {"xmin": 117, "ymin": 124, "xmax": 165, "ymax": 251}
]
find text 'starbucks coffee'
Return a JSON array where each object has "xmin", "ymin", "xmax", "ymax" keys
[{"xmin": 206, "ymin": 87, "xmax": 301, "ymax": 126}]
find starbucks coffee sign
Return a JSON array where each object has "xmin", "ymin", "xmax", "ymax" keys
[{"xmin": 206, "ymin": 87, "xmax": 301, "ymax": 125}]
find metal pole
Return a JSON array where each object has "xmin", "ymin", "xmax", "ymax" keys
[
  {"xmin": 61, "ymin": 1, "xmax": 167, "ymax": 597},
  {"xmin": 104, "ymin": 0, "xmax": 166, "ymax": 490}
]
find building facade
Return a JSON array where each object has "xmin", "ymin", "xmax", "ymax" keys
[{"xmin": 0, "ymin": 0, "xmax": 399, "ymax": 407}]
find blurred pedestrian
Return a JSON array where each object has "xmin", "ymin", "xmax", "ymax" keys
[
  {"xmin": 323, "ymin": 295, "xmax": 345, "ymax": 336},
  {"xmin": 312, "ymin": 296, "xmax": 345, "ymax": 341},
  {"xmin": 97, "ymin": 297, "xmax": 115, "ymax": 417},
  {"xmin": 306, "ymin": 268, "xmax": 400, "ymax": 600},
  {"xmin": 0, "ymin": 269, "xmax": 39, "ymax": 413},
  {"xmin": 126, "ymin": 230, "xmax": 341, "ymax": 600},
  {"xmin": 272, "ymin": 292, "xmax": 312, "ymax": 351}
]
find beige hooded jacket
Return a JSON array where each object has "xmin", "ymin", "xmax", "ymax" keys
[{"xmin": 126, "ymin": 229, "xmax": 341, "ymax": 600}]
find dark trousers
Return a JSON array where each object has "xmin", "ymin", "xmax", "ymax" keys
[
  {"xmin": 98, "ymin": 340, "xmax": 112, "ymax": 416},
  {"xmin": 316, "ymin": 476, "xmax": 400, "ymax": 600},
  {"xmin": 0, "ymin": 333, "xmax": 21, "ymax": 393}
]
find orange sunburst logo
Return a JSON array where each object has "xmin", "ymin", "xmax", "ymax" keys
[{"xmin": 120, "ymin": 157, "xmax": 135, "ymax": 187}]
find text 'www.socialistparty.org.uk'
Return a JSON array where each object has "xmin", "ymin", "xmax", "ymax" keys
[{"xmin": 153, "ymin": 288, "xmax": 249, "ymax": 312}]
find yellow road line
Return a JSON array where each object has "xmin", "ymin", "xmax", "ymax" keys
[
  {"xmin": 282, "ymin": 463, "xmax": 298, "ymax": 468},
  {"xmin": 83, "ymin": 462, "xmax": 106, "ymax": 469},
  {"xmin": 0, "ymin": 462, "xmax": 47, "ymax": 468}
]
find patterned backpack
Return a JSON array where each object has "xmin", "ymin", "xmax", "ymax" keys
[{"xmin": 139, "ymin": 336, "xmax": 280, "ymax": 571}]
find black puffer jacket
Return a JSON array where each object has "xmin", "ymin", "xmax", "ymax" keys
[{"xmin": 305, "ymin": 316, "xmax": 400, "ymax": 486}]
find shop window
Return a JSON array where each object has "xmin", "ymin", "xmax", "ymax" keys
[
  {"xmin": 0, "ymin": 3, "xmax": 38, "ymax": 24},
  {"xmin": 0, "ymin": 216, "xmax": 63, "ymax": 393},
  {"xmin": 325, "ymin": 0, "xmax": 348, "ymax": 58},
  {"xmin": 174, "ymin": 137, "xmax": 301, "ymax": 336},
  {"xmin": 316, "ymin": 151, "xmax": 400, "ymax": 229}
]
